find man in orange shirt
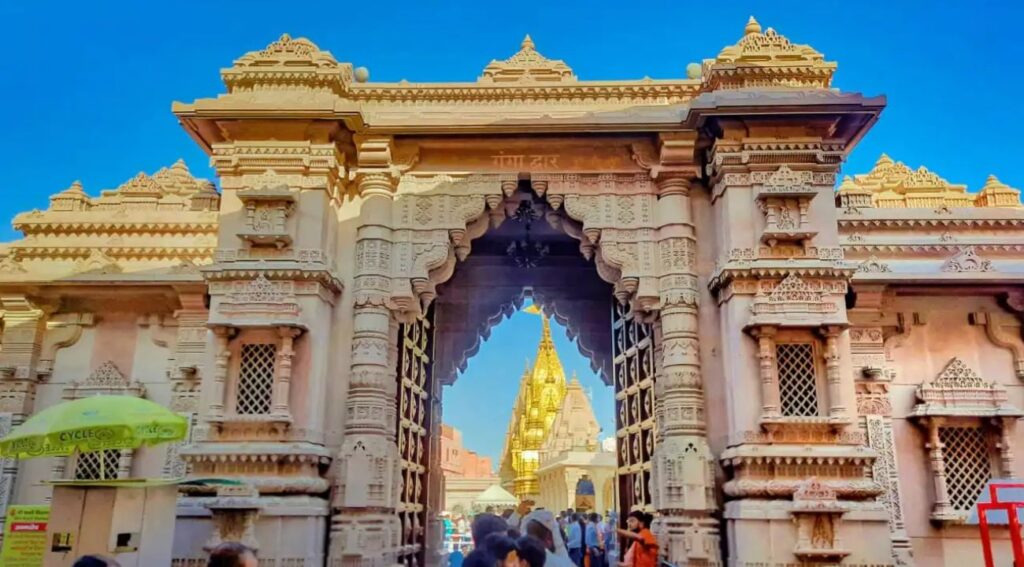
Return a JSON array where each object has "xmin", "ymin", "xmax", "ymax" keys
[{"xmin": 615, "ymin": 511, "xmax": 657, "ymax": 567}]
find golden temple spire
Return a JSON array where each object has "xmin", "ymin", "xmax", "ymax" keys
[
  {"xmin": 499, "ymin": 305, "xmax": 569, "ymax": 498},
  {"xmin": 521, "ymin": 34, "xmax": 535, "ymax": 51}
]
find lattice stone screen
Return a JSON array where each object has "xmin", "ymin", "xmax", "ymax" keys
[
  {"xmin": 777, "ymin": 343, "xmax": 819, "ymax": 417},
  {"xmin": 237, "ymin": 343, "xmax": 277, "ymax": 415},
  {"xmin": 74, "ymin": 449, "xmax": 122, "ymax": 480},
  {"xmin": 939, "ymin": 426, "xmax": 992, "ymax": 512}
]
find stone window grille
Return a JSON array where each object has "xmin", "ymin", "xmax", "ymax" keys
[
  {"xmin": 753, "ymin": 328, "xmax": 842, "ymax": 425},
  {"xmin": 235, "ymin": 343, "xmax": 277, "ymax": 415},
  {"xmin": 777, "ymin": 342, "xmax": 820, "ymax": 417},
  {"xmin": 910, "ymin": 357, "xmax": 1022, "ymax": 523},
  {"xmin": 938, "ymin": 426, "xmax": 994, "ymax": 512}
]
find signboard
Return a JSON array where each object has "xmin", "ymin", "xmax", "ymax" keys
[{"xmin": 0, "ymin": 505, "xmax": 50, "ymax": 566}]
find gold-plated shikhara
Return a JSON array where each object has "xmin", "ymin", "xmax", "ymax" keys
[{"xmin": 500, "ymin": 308, "xmax": 568, "ymax": 500}]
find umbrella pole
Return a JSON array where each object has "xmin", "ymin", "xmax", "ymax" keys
[{"xmin": 100, "ymin": 450, "xmax": 106, "ymax": 480}]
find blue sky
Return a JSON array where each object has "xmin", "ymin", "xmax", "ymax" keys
[
  {"xmin": 2, "ymin": 1, "xmax": 1021, "ymax": 459},
  {"xmin": 445, "ymin": 309, "xmax": 615, "ymax": 466}
]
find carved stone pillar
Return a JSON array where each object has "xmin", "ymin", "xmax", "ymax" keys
[
  {"xmin": 925, "ymin": 419, "xmax": 954, "ymax": 520},
  {"xmin": 999, "ymin": 417, "xmax": 1017, "ymax": 475},
  {"xmin": 752, "ymin": 327, "xmax": 780, "ymax": 420},
  {"xmin": 651, "ymin": 176, "xmax": 719, "ymax": 564},
  {"xmin": 330, "ymin": 169, "xmax": 403, "ymax": 567},
  {"xmin": 823, "ymin": 326, "xmax": 846, "ymax": 420},
  {"xmin": 271, "ymin": 327, "xmax": 301, "ymax": 418},
  {"xmin": 207, "ymin": 326, "xmax": 234, "ymax": 422}
]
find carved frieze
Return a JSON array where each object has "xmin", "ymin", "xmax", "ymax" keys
[{"xmin": 211, "ymin": 275, "xmax": 302, "ymax": 327}]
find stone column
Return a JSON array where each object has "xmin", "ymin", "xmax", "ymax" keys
[
  {"xmin": 207, "ymin": 326, "xmax": 234, "ymax": 421},
  {"xmin": 271, "ymin": 327, "xmax": 300, "ymax": 418},
  {"xmin": 330, "ymin": 171, "xmax": 402, "ymax": 567},
  {"xmin": 651, "ymin": 176, "xmax": 719, "ymax": 564},
  {"xmin": 752, "ymin": 327, "xmax": 780, "ymax": 420},
  {"xmin": 824, "ymin": 326, "xmax": 846, "ymax": 420},
  {"xmin": 926, "ymin": 419, "xmax": 954, "ymax": 519}
]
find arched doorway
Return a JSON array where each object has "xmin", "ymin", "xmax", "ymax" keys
[{"xmin": 391, "ymin": 180, "xmax": 657, "ymax": 566}]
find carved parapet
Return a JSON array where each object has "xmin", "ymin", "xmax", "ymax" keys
[
  {"xmin": 208, "ymin": 274, "xmax": 305, "ymax": 329},
  {"xmin": 702, "ymin": 17, "xmax": 836, "ymax": 90},
  {"xmin": 721, "ymin": 443, "xmax": 881, "ymax": 501},
  {"xmin": 910, "ymin": 357, "xmax": 1024, "ymax": 419},
  {"xmin": 747, "ymin": 274, "xmax": 847, "ymax": 329},
  {"xmin": 181, "ymin": 442, "xmax": 331, "ymax": 495}
]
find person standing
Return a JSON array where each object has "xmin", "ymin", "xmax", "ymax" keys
[
  {"xmin": 565, "ymin": 513, "xmax": 584, "ymax": 567},
  {"xmin": 585, "ymin": 513, "xmax": 605, "ymax": 567},
  {"xmin": 616, "ymin": 512, "xmax": 656, "ymax": 567}
]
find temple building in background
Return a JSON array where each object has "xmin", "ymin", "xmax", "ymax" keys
[
  {"xmin": 1, "ymin": 16, "xmax": 1023, "ymax": 566},
  {"xmin": 500, "ymin": 308, "xmax": 616, "ymax": 512}
]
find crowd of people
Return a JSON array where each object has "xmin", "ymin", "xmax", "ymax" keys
[
  {"xmin": 450, "ymin": 502, "xmax": 658, "ymax": 567},
  {"xmin": 66, "ymin": 505, "xmax": 657, "ymax": 567}
]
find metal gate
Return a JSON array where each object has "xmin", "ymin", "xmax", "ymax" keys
[{"xmin": 396, "ymin": 308, "xmax": 435, "ymax": 567}]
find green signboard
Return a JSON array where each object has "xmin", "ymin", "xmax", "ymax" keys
[{"xmin": 0, "ymin": 505, "xmax": 50, "ymax": 566}]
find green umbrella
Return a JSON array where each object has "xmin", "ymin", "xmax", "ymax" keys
[{"xmin": 0, "ymin": 395, "xmax": 188, "ymax": 460}]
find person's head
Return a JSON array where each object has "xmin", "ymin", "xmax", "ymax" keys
[
  {"xmin": 483, "ymin": 533, "xmax": 519, "ymax": 567},
  {"xmin": 471, "ymin": 513, "xmax": 509, "ymax": 546},
  {"xmin": 464, "ymin": 549, "xmax": 499, "ymax": 567},
  {"xmin": 515, "ymin": 536, "xmax": 546, "ymax": 567},
  {"xmin": 570, "ymin": 513, "xmax": 578, "ymax": 523},
  {"xmin": 208, "ymin": 542, "xmax": 258, "ymax": 567},
  {"xmin": 73, "ymin": 557, "xmax": 120, "ymax": 567},
  {"xmin": 626, "ymin": 511, "xmax": 649, "ymax": 531},
  {"xmin": 589, "ymin": 513, "xmax": 600, "ymax": 524},
  {"xmin": 525, "ymin": 518, "xmax": 554, "ymax": 551}
]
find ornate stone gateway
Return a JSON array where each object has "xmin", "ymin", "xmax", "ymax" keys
[{"xmin": 6, "ymin": 15, "xmax": 1024, "ymax": 567}]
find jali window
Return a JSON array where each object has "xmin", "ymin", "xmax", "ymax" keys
[{"xmin": 236, "ymin": 343, "xmax": 277, "ymax": 415}]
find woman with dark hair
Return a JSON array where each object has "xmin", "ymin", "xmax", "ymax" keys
[
  {"xmin": 72, "ymin": 557, "xmax": 121, "ymax": 567},
  {"xmin": 515, "ymin": 535, "xmax": 547, "ymax": 567},
  {"xmin": 483, "ymin": 533, "xmax": 520, "ymax": 567},
  {"xmin": 616, "ymin": 511, "xmax": 657, "ymax": 567}
]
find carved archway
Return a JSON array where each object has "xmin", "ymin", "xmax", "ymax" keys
[{"xmin": 337, "ymin": 167, "xmax": 716, "ymax": 567}]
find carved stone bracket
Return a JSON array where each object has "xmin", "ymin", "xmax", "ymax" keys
[
  {"xmin": 969, "ymin": 311, "xmax": 1024, "ymax": 380},
  {"xmin": 37, "ymin": 313, "xmax": 95, "ymax": 378}
]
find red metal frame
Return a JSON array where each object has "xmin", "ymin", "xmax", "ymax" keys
[{"xmin": 977, "ymin": 482, "xmax": 1024, "ymax": 567}]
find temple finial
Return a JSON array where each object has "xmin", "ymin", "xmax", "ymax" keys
[
  {"xmin": 876, "ymin": 153, "xmax": 894, "ymax": 167},
  {"xmin": 745, "ymin": 16, "xmax": 762, "ymax": 36},
  {"xmin": 521, "ymin": 34, "xmax": 535, "ymax": 50}
]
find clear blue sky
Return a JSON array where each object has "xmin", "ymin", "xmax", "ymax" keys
[
  {"xmin": 2, "ymin": 1, "xmax": 1021, "ymax": 459},
  {"xmin": 445, "ymin": 309, "xmax": 614, "ymax": 466}
]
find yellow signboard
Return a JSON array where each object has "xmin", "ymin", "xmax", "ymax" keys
[{"xmin": 0, "ymin": 505, "xmax": 50, "ymax": 566}]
